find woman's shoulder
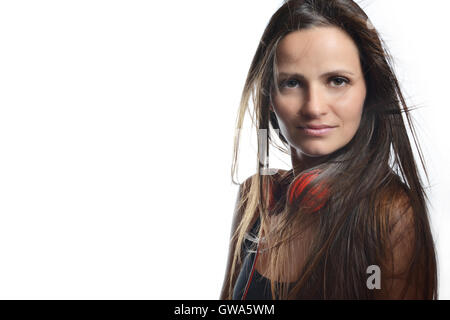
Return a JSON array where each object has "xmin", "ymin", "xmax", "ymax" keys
[
  {"xmin": 237, "ymin": 168, "xmax": 289, "ymax": 219},
  {"xmin": 238, "ymin": 168, "xmax": 289, "ymax": 198},
  {"xmin": 382, "ymin": 172, "xmax": 412, "ymax": 207},
  {"xmin": 378, "ymin": 172, "xmax": 416, "ymax": 231},
  {"xmin": 240, "ymin": 169, "xmax": 289, "ymax": 186}
]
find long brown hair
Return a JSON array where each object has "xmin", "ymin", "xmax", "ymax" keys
[{"xmin": 222, "ymin": 0, "xmax": 437, "ymax": 299}]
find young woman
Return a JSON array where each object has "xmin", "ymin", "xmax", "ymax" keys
[{"xmin": 220, "ymin": 0, "xmax": 438, "ymax": 300}]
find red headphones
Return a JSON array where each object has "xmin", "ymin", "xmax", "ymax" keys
[
  {"xmin": 288, "ymin": 169, "xmax": 328, "ymax": 212},
  {"xmin": 241, "ymin": 169, "xmax": 329, "ymax": 300}
]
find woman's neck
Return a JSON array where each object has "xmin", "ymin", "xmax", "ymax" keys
[{"xmin": 290, "ymin": 146, "xmax": 330, "ymax": 177}]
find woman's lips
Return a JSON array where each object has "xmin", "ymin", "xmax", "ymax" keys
[{"xmin": 298, "ymin": 126, "xmax": 336, "ymax": 136}]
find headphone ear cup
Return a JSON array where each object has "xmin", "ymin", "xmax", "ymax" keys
[{"xmin": 288, "ymin": 169, "xmax": 329, "ymax": 212}]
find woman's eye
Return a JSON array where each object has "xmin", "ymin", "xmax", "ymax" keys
[
  {"xmin": 280, "ymin": 79, "xmax": 300, "ymax": 88},
  {"xmin": 330, "ymin": 77, "xmax": 349, "ymax": 87}
]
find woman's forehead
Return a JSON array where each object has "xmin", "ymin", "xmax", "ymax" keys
[{"xmin": 276, "ymin": 27, "xmax": 361, "ymax": 71}]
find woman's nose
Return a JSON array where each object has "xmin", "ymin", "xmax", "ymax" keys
[{"xmin": 300, "ymin": 84, "xmax": 328, "ymax": 118}]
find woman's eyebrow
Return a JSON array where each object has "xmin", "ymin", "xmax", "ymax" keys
[{"xmin": 278, "ymin": 70, "xmax": 355, "ymax": 78}]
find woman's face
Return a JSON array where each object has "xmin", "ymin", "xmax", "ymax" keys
[{"xmin": 271, "ymin": 27, "xmax": 367, "ymax": 165}]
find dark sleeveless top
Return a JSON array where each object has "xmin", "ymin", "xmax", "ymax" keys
[
  {"xmin": 232, "ymin": 217, "xmax": 297, "ymax": 300},
  {"xmin": 232, "ymin": 217, "xmax": 273, "ymax": 300}
]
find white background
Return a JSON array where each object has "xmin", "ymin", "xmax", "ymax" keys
[{"xmin": 0, "ymin": 0, "xmax": 448, "ymax": 299}]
